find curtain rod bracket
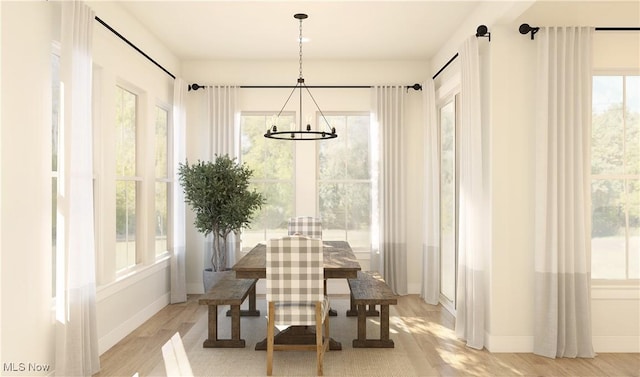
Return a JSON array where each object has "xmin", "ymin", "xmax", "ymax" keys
[
  {"xmin": 476, "ymin": 25, "xmax": 491, "ymax": 41},
  {"xmin": 519, "ymin": 23, "xmax": 540, "ymax": 40}
]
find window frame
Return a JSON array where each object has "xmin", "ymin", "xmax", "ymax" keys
[
  {"xmin": 316, "ymin": 111, "xmax": 373, "ymax": 253},
  {"xmin": 239, "ymin": 111, "xmax": 296, "ymax": 251},
  {"xmin": 114, "ymin": 83, "xmax": 143, "ymax": 275},
  {"xmin": 153, "ymin": 103, "xmax": 172, "ymax": 259},
  {"xmin": 591, "ymin": 69, "xmax": 640, "ymax": 285}
]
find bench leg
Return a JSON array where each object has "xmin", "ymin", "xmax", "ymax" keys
[
  {"xmin": 203, "ymin": 304, "xmax": 246, "ymax": 348},
  {"xmin": 352, "ymin": 304, "xmax": 395, "ymax": 348},
  {"xmin": 225, "ymin": 284, "xmax": 260, "ymax": 317},
  {"xmin": 346, "ymin": 298, "xmax": 379, "ymax": 317}
]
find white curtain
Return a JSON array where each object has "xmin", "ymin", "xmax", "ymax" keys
[
  {"xmin": 205, "ymin": 86, "xmax": 239, "ymax": 269},
  {"xmin": 170, "ymin": 78, "xmax": 188, "ymax": 303},
  {"xmin": 455, "ymin": 36, "xmax": 486, "ymax": 350},
  {"xmin": 533, "ymin": 27, "xmax": 595, "ymax": 359},
  {"xmin": 421, "ymin": 79, "xmax": 440, "ymax": 305},
  {"xmin": 56, "ymin": 1, "xmax": 100, "ymax": 375},
  {"xmin": 372, "ymin": 86, "xmax": 408, "ymax": 295}
]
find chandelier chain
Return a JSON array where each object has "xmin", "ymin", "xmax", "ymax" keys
[{"xmin": 298, "ymin": 17, "xmax": 303, "ymax": 79}]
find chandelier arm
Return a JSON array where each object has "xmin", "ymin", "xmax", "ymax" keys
[
  {"xmin": 302, "ymin": 83, "xmax": 334, "ymax": 133},
  {"xmin": 274, "ymin": 83, "xmax": 300, "ymax": 119}
]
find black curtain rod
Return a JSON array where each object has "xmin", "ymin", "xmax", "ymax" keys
[
  {"xmin": 94, "ymin": 16, "xmax": 176, "ymax": 80},
  {"xmin": 431, "ymin": 24, "xmax": 490, "ymax": 80},
  {"xmin": 432, "ymin": 53, "xmax": 459, "ymax": 80},
  {"xmin": 188, "ymin": 83, "xmax": 423, "ymax": 91},
  {"xmin": 520, "ymin": 24, "xmax": 640, "ymax": 40},
  {"xmin": 595, "ymin": 27, "xmax": 640, "ymax": 31}
]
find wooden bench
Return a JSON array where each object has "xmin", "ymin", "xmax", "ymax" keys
[
  {"xmin": 198, "ymin": 271, "xmax": 259, "ymax": 348},
  {"xmin": 346, "ymin": 271, "xmax": 398, "ymax": 348}
]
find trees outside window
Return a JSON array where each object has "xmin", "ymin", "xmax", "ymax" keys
[
  {"xmin": 318, "ymin": 113, "xmax": 372, "ymax": 252},
  {"xmin": 591, "ymin": 75, "xmax": 639, "ymax": 280},
  {"xmin": 240, "ymin": 113, "xmax": 295, "ymax": 250}
]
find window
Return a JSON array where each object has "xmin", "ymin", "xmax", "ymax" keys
[
  {"xmin": 51, "ymin": 47, "xmax": 61, "ymax": 297},
  {"xmin": 318, "ymin": 113, "xmax": 372, "ymax": 251},
  {"xmin": 115, "ymin": 86, "xmax": 139, "ymax": 272},
  {"xmin": 439, "ymin": 98, "xmax": 458, "ymax": 307},
  {"xmin": 155, "ymin": 106, "xmax": 170, "ymax": 256},
  {"xmin": 591, "ymin": 75, "xmax": 639, "ymax": 280},
  {"xmin": 240, "ymin": 113, "xmax": 295, "ymax": 251}
]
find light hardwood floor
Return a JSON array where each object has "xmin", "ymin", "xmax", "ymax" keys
[{"xmin": 94, "ymin": 294, "xmax": 640, "ymax": 377}]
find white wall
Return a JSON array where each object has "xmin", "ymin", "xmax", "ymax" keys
[
  {"xmin": 1, "ymin": 1, "xmax": 181, "ymax": 368},
  {"xmin": 463, "ymin": 0, "xmax": 639, "ymax": 353},
  {"xmin": 1, "ymin": 1, "xmax": 56, "ymax": 370},
  {"xmin": 182, "ymin": 59, "xmax": 429, "ymax": 294},
  {"xmin": 89, "ymin": 1, "xmax": 178, "ymax": 354}
]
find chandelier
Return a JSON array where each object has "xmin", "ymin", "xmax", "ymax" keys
[{"xmin": 264, "ymin": 13, "xmax": 337, "ymax": 141}]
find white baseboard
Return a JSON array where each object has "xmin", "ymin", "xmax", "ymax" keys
[
  {"xmin": 593, "ymin": 336, "xmax": 640, "ymax": 353},
  {"xmin": 187, "ymin": 282, "xmax": 205, "ymax": 294},
  {"xmin": 486, "ymin": 334, "xmax": 640, "ymax": 353},
  {"xmin": 485, "ymin": 335, "xmax": 534, "ymax": 353},
  {"xmin": 98, "ymin": 292, "xmax": 170, "ymax": 354}
]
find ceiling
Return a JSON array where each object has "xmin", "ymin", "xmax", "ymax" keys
[{"xmin": 117, "ymin": 1, "xmax": 485, "ymax": 61}]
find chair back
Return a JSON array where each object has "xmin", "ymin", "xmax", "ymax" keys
[
  {"xmin": 266, "ymin": 236, "xmax": 324, "ymax": 304},
  {"xmin": 287, "ymin": 216, "xmax": 322, "ymax": 239}
]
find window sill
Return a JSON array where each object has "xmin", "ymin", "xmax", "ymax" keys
[{"xmin": 96, "ymin": 256, "xmax": 171, "ymax": 302}]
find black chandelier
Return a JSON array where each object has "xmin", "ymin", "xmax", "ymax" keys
[{"xmin": 264, "ymin": 13, "xmax": 337, "ymax": 141}]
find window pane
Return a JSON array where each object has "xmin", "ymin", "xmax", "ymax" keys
[
  {"xmin": 242, "ymin": 114, "xmax": 294, "ymax": 180},
  {"xmin": 591, "ymin": 179, "xmax": 625, "ymax": 279},
  {"xmin": 625, "ymin": 76, "xmax": 640, "ymax": 175},
  {"xmin": 440, "ymin": 100, "xmax": 456, "ymax": 302},
  {"xmin": 243, "ymin": 182, "xmax": 293, "ymax": 247},
  {"xmin": 628, "ymin": 179, "xmax": 639, "ymax": 279},
  {"xmin": 52, "ymin": 177, "xmax": 57, "ymax": 296},
  {"xmin": 592, "ymin": 76, "xmax": 624, "ymax": 175},
  {"xmin": 155, "ymin": 182, "xmax": 168, "ymax": 256},
  {"xmin": 116, "ymin": 87, "xmax": 136, "ymax": 177},
  {"xmin": 51, "ymin": 51, "xmax": 60, "ymax": 297},
  {"xmin": 155, "ymin": 107, "xmax": 168, "ymax": 179},
  {"xmin": 319, "ymin": 116, "xmax": 347, "ymax": 180},
  {"xmin": 116, "ymin": 180, "xmax": 136, "ymax": 271},
  {"xmin": 318, "ymin": 113, "xmax": 372, "ymax": 251},
  {"xmin": 240, "ymin": 114, "xmax": 295, "ymax": 251},
  {"xmin": 319, "ymin": 182, "xmax": 346, "ymax": 240},
  {"xmin": 52, "ymin": 53, "xmax": 60, "ymax": 172}
]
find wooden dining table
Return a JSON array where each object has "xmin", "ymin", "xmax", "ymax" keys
[{"xmin": 232, "ymin": 240, "xmax": 361, "ymax": 350}]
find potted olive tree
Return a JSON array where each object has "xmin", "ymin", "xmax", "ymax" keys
[{"xmin": 178, "ymin": 154, "xmax": 265, "ymax": 291}]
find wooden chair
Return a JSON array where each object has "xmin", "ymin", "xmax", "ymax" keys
[
  {"xmin": 266, "ymin": 236, "xmax": 330, "ymax": 376},
  {"xmin": 161, "ymin": 332, "xmax": 194, "ymax": 377},
  {"xmin": 288, "ymin": 216, "xmax": 323, "ymax": 239}
]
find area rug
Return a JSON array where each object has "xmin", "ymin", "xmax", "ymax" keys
[{"xmin": 150, "ymin": 297, "xmax": 435, "ymax": 376}]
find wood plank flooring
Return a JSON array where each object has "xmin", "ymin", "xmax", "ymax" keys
[{"xmin": 93, "ymin": 294, "xmax": 640, "ymax": 377}]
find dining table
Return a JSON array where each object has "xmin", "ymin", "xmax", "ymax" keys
[{"xmin": 232, "ymin": 240, "xmax": 361, "ymax": 350}]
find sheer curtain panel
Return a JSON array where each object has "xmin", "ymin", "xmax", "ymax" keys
[
  {"xmin": 55, "ymin": 1, "xmax": 100, "ymax": 375},
  {"xmin": 205, "ymin": 86, "xmax": 239, "ymax": 268},
  {"xmin": 372, "ymin": 86, "xmax": 408, "ymax": 295},
  {"xmin": 533, "ymin": 27, "xmax": 595, "ymax": 359},
  {"xmin": 170, "ymin": 78, "xmax": 187, "ymax": 303},
  {"xmin": 455, "ymin": 36, "xmax": 486, "ymax": 350},
  {"xmin": 421, "ymin": 79, "xmax": 440, "ymax": 305}
]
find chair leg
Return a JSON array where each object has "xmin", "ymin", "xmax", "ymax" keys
[
  {"xmin": 267, "ymin": 302, "xmax": 274, "ymax": 376},
  {"xmin": 316, "ymin": 303, "xmax": 323, "ymax": 376}
]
